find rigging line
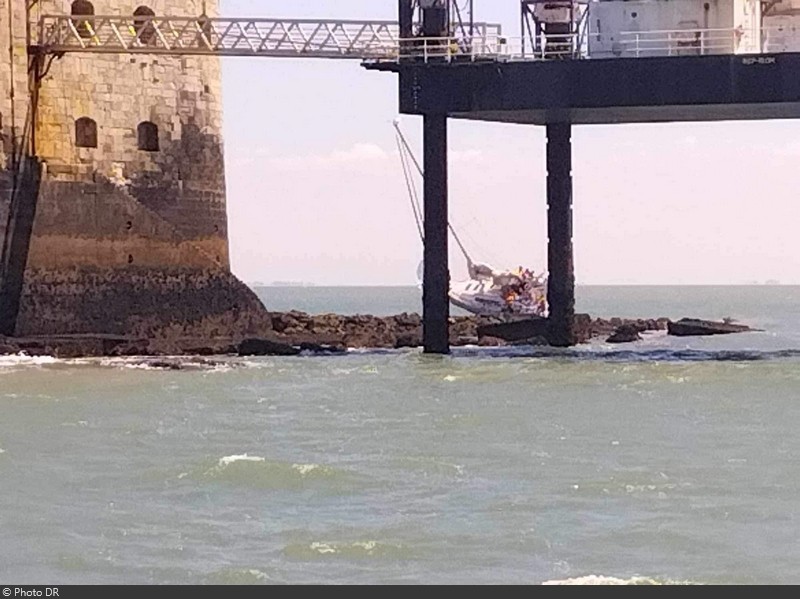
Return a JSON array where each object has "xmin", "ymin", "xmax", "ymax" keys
[
  {"xmin": 398, "ymin": 131, "xmax": 425, "ymax": 236},
  {"xmin": 459, "ymin": 215, "xmax": 503, "ymax": 266},
  {"xmin": 395, "ymin": 132, "xmax": 424, "ymax": 244},
  {"xmin": 393, "ymin": 120, "xmax": 475, "ymax": 266},
  {"xmin": 393, "ymin": 120, "xmax": 423, "ymax": 179},
  {"xmin": 395, "ymin": 125, "xmax": 426, "ymax": 247},
  {"xmin": 404, "ymin": 135, "xmax": 425, "ymax": 246},
  {"xmin": 448, "ymin": 219, "xmax": 474, "ymax": 267},
  {"xmin": 397, "ymin": 134, "xmax": 423, "ymax": 242}
]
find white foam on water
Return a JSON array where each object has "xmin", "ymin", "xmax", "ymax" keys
[
  {"xmin": 310, "ymin": 541, "xmax": 379, "ymax": 555},
  {"xmin": 354, "ymin": 541, "xmax": 377, "ymax": 551},
  {"xmin": 0, "ymin": 448, "xmax": 5, "ymax": 454},
  {"xmin": 0, "ymin": 353, "xmax": 60, "ymax": 368},
  {"xmin": 237, "ymin": 359, "xmax": 276, "ymax": 368},
  {"xmin": 304, "ymin": 540, "xmax": 396, "ymax": 557},
  {"xmin": 89, "ymin": 357, "xmax": 236, "ymax": 372},
  {"xmin": 96, "ymin": 357, "xmax": 133, "ymax": 366},
  {"xmin": 542, "ymin": 575, "xmax": 695, "ymax": 585},
  {"xmin": 292, "ymin": 463, "xmax": 323, "ymax": 476},
  {"xmin": 218, "ymin": 454, "xmax": 266, "ymax": 467},
  {"xmin": 310, "ymin": 542, "xmax": 338, "ymax": 555}
]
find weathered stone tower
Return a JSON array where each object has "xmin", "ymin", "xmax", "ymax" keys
[{"xmin": 0, "ymin": 0, "xmax": 272, "ymax": 348}]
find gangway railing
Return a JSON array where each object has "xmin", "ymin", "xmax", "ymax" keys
[
  {"xmin": 36, "ymin": 15, "xmax": 800, "ymax": 62},
  {"xmin": 36, "ymin": 15, "xmax": 502, "ymax": 59}
]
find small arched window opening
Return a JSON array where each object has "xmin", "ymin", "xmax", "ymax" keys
[
  {"xmin": 196, "ymin": 12, "xmax": 213, "ymax": 46},
  {"xmin": 133, "ymin": 6, "xmax": 157, "ymax": 46},
  {"xmin": 70, "ymin": 1, "xmax": 95, "ymax": 40},
  {"xmin": 75, "ymin": 117, "xmax": 97, "ymax": 149},
  {"xmin": 137, "ymin": 121, "xmax": 159, "ymax": 152}
]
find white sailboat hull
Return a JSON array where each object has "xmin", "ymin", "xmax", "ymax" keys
[{"xmin": 449, "ymin": 277, "xmax": 548, "ymax": 318}]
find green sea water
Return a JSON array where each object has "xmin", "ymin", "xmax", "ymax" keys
[{"xmin": 1, "ymin": 286, "xmax": 800, "ymax": 584}]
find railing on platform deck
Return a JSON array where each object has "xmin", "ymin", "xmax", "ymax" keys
[
  {"xmin": 619, "ymin": 27, "xmax": 747, "ymax": 57},
  {"xmin": 36, "ymin": 15, "xmax": 502, "ymax": 59},
  {"xmin": 366, "ymin": 26, "xmax": 800, "ymax": 63},
  {"xmin": 378, "ymin": 34, "xmax": 582, "ymax": 63}
]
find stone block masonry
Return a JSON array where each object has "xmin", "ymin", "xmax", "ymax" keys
[{"xmin": 0, "ymin": 0, "xmax": 273, "ymax": 341}]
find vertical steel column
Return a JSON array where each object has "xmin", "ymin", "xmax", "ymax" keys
[
  {"xmin": 399, "ymin": 0, "xmax": 414, "ymax": 39},
  {"xmin": 423, "ymin": 114, "xmax": 450, "ymax": 354},
  {"xmin": 399, "ymin": 0, "xmax": 414, "ymax": 60},
  {"xmin": 422, "ymin": 1, "xmax": 448, "ymax": 37},
  {"xmin": 545, "ymin": 122, "xmax": 576, "ymax": 347}
]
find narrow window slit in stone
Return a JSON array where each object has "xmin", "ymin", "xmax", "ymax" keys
[
  {"xmin": 133, "ymin": 6, "xmax": 157, "ymax": 46},
  {"xmin": 137, "ymin": 121, "xmax": 159, "ymax": 152},
  {"xmin": 70, "ymin": 1, "xmax": 95, "ymax": 40},
  {"xmin": 75, "ymin": 117, "xmax": 98, "ymax": 148}
]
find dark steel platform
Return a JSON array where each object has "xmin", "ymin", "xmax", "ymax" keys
[
  {"xmin": 367, "ymin": 52, "xmax": 800, "ymax": 125},
  {"xmin": 366, "ymin": 37, "xmax": 800, "ymax": 352}
]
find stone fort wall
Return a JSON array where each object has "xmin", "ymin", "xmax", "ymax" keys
[
  {"xmin": 0, "ymin": 0, "xmax": 272, "ymax": 341},
  {"xmin": 0, "ymin": 0, "xmax": 29, "ymax": 252}
]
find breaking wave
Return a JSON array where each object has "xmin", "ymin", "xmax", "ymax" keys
[
  {"xmin": 0, "ymin": 353, "xmax": 60, "ymax": 369},
  {"xmin": 190, "ymin": 454, "xmax": 359, "ymax": 492},
  {"xmin": 94, "ymin": 357, "xmax": 235, "ymax": 372},
  {"xmin": 4, "ymin": 346, "xmax": 800, "ymax": 374},
  {"xmin": 283, "ymin": 540, "xmax": 414, "ymax": 560}
]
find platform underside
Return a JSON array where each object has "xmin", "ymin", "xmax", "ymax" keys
[
  {"xmin": 372, "ymin": 52, "xmax": 800, "ymax": 125},
  {"xmin": 451, "ymin": 102, "xmax": 800, "ymax": 125}
]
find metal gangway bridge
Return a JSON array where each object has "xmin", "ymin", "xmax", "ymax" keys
[
  {"xmin": 34, "ymin": 12, "xmax": 796, "ymax": 62},
  {"xmin": 35, "ymin": 14, "xmax": 500, "ymax": 60}
]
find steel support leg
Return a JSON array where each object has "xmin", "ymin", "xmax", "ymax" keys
[
  {"xmin": 423, "ymin": 114, "xmax": 450, "ymax": 354},
  {"xmin": 399, "ymin": 1, "xmax": 414, "ymax": 39},
  {"xmin": 545, "ymin": 122, "xmax": 576, "ymax": 347}
]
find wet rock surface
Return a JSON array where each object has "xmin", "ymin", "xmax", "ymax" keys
[
  {"xmin": 606, "ymin": 324, "xmax": 643, "ymax": 344},
  {"xmin": 0, "ymin": 312, "xmax": 756, "ymax": 358},
  {"xmin": 667, "ymin": 318, "xmax": 756, "ymax": 337}
]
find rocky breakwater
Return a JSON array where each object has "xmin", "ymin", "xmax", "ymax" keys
[
  {"xmin": 257, "ymin": 311, "xmax": 490, "ymax": 352},
  {"xmin": 2, "ymin": 311, "xmax": 753, "ymax": 358},
  {"xmin": 237, "ymin": 311, "xmax": 672, "ymax": 356}
]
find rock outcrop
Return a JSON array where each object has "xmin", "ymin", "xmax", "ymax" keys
[
  {"xmin": 259, "ymin": 312, "xmax": 670, "ymax": 351},
  {"xmin": 667, "ymin": 318, "xmax": 756, "ymax": 337},
  {"xmin": 606, "ymin": 324, "xmax": 643, "ymax": 344},
  {"xmin": 0, "ymin": 312, "xmax": 760, "ymax": 358}
]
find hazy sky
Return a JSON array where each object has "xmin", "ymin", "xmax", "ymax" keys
[{"xmin": 220, "ymin": 0, "xmax": 800, "ymax": 286}]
